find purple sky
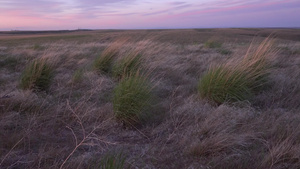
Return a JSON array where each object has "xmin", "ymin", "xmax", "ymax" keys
[{"xmin": 0, "ymin": 0, "xmax": 299, "ymax": 30}]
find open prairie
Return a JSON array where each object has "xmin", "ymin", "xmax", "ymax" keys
[{"xmin": 1, "ymin": 28, "xmax": 300, "ymax": 169}]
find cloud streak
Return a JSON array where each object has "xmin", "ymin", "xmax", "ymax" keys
[{"xmin": 0, "ymin": 0, "xmax": 299, "ymax": 30}]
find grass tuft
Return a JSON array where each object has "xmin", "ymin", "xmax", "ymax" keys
[
  {"xmin": 198, "ymin": 65, "xmax": 252, "ymax": 104},
  {"xmin": 198, "ymin": 38, "xmax": 276, "ymax": 104},
  {"xmin": 93, "ymin": 39, "xmax": 127, "ymax": 74},
  {"xmin": 93, "ymin": 50, "xmax": 117, "ymax": 74},
  {"xmin": 112, "ymin": 51, "xmax": 142, "ymax": 79},
  {"xmin": 20, "ymin": 58, "xmax": 54, "ymax": 91},
  {"xmin": 89, "ymin": 151, "xmax": 127, "ymax": 169},
  {"xmin": 112, "ymin": 73, "xmax": 153, "ymax": 126}
]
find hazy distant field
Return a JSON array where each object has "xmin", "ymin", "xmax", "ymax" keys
[{"xmin": 1, "ymin": 29, "xmax": 300, "ymax": 169}]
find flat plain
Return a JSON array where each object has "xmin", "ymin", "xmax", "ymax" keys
[{"xmin": 1, "ymin": 28, "xmax": 300, "ymax": 169}]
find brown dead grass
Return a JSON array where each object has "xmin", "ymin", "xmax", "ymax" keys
[{"xmin": 1, "ymin": 29, "xmax": 300, "ymax": 169}]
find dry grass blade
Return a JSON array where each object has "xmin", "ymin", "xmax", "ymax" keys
[{"xmin": 0, "ymin": 137, "xmax": 24, "ymax": 167}]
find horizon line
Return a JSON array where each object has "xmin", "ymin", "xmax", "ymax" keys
[{"xmin": 2, "ymin": 26, "xmax": 300, "ymax": 32}]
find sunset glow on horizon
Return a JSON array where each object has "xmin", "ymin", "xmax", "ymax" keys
[{"xmin": 1, "ymin": 0, "xmax": 300, "ymax": 30}]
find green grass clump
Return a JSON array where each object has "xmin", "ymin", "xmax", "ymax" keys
[
  {"xmin": 112, "ymin": 52, "xmax": 142, "ymax": 79},
  {"xmin": 204, "ymin": 40, "xmax": 222, "ymax": 48},
  {"xmin": 93, "ymin": 50, "xmax": 117, "ymax": 74},
  {"xmin": 93, "ymin": 39, "xmax": 127, "ymax": 74},
  {"xmin": 89, "ymin": 151, "xmax": 127, "ymax": 169},
  {"xmin": 198, "ymin": 65, "xmax": 253, "ymax": 104},
  {"xmin": 113, "ymin": 73, "xmax": 152, "ymax": 126},
  {"xmin": 20, "ymin": 58, "xmax": 54, "ymax": 91},
  {"xmin": 198, "ymin": 38, "xmax": 275, "ymax": 104}
]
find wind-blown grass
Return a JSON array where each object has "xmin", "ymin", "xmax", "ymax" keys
[
  {"xmin": 93, "ymin": 39, "xmax": 127, "ymax": 74},
  {"xmin": 112, "ymin": 51, "xmax": 142, "ymax": 79},
  {"xmin": 93, "ymin": 48, "xmax": 117, "ymax": 74},
  {"xmin": 20, "ymin": 58, "xmax": 54, "ymax": 91},
  {"xmin": 112, "ymin": 73, "xmax": 153, "ymax": 126},
  {"xmin": 2, "ymin": 29, "xmax": 300, "ymax": 169},
  {"xmin": 198, "ymin": 65, "xmax": 252, "ymax": 104},
  {"xmin": 89, "ymin": 151, "xmax": 127, "ymax": 169},
  {"xmin": 198, "ymin": 38, "xmax": 276, "ymax": 104}
]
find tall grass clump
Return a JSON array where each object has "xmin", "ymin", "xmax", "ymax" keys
[
  {"xmin": 93, "ymin": 39, "xmax": 127, "ymax": 74},
  {"xmin": 112, "ymin": 51, "xmax": 142, "ymax": 79},
  {"xmin": 112, "ymin": 73, "xmax": 153, "ymax": 126},
  {"xmin": 20, "ymin": 58, "xmax": 54, "ymax": 91},
  {"xmin": 198, "ymin": 38, "xmax": 276, "ymax": 104},
  {"xmin": 89, "ymin": 151, "xmax": 128, "ymax": 169},
  {"xmin": 93, "ymin": 48, "xmax": 117, "ymax": 74}
]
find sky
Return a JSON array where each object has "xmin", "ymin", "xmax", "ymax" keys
[{"xmin": 0, "ymin": 0, "xmax": 300, "ymax": 30}]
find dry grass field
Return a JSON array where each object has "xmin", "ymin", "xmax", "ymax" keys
[{"xmin": 0, "ymin": 28, "xmax": 300, "ymax": 169}]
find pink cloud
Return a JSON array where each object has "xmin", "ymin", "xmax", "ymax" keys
[
  {"xmin": 0, "ymin": 0, "xmax": 299, "ymax": 30},
  {"xmin": 173, "ymin": 0, "xmax": 296, "ymax": 18},
  {"xmin": 145, "ymin": 0, "xmax": 299, "ymax": 28}
]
